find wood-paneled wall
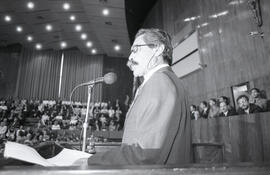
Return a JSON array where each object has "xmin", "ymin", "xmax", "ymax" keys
[
  {"xmin": 192, "ymin": 112, "xmax": 270, "ymax": 163},
  {"xmin": 143, "ymin": 0, "xmax": 270, "ymax": 105}
]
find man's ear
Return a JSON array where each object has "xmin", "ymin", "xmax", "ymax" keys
[{"xmin": 155, "ymin": 44, "xmax": 165, "ymax": 57}]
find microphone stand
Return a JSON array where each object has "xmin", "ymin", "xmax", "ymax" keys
[{"xmin": 82, "ymin": 84, "xmax": 94, "ymax": 152}]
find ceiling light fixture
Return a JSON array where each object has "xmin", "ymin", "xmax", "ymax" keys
[
  {"xmin": 4, "ymin": 15, "xmax": 11, "ymax": 22},
  {"xmin": 46, "ymin": 24, "xmax": 52, "ymax": 31},
  {"xmin": 114, "ymin": 44, "xmax": 121, "ymax": 51},
  {"xmin": 86, "ymin": 41, "xmax": 93, "ymax": 47},
  {"xmin": 81, "ymin": 33, "xmax": 87, "ymax": 40},
  {"xmin": 102, "ymin": 8, "xmax": 109, "ymax": 16},
  {"xmin": 75, "ymin": 24, "xmax": 82, "ymax": 31},
  {"xmin": 70, "ymin": 15, "xmax": 76, "ymax": 21},
  {"xmin": 35, "ymin": 43, "xmax": 42, "ymax": 50},
  {"xmin": 27, "ymin": 2, "xmax": 35, "ymax": 9},
  {"xmin": 60, "ymin": 41, "xmax": 67, "ymax": 48},
  {"xmin": 27, "ymin": 35, "xmax": 33, "ymax": 41},
  {"xmin": 91, "ymin": 49, "xmax": 97, "ymax": 54},
  {"xmin": 63, "ymin": 3, "xmax": 70, "ymax": 10},
  {"xmin": 16, "ymin": 26, "xmax": 23, "ymax": 32}
]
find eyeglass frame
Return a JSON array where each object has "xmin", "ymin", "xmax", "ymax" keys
[{"xmin": 130, "ymin": 44, "xmax": 157, "ymax": 54}]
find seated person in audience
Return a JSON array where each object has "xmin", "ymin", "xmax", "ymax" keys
[
  {"xmin": 115, "ymin": 106, "xmax": 122, "ymax": 120},
  {"xmin": 108, "ymin": 106, "xmax": 115, "ymax": 118},
  {"xmin": 237, "ymin": 95, "xmax": 262, "ymax": 114},
  {"xmin": 55, "ymin": 112, "xmax": 63, "ymax": 121},
  {"xmin": 6, "ymin": 127, "xmax": 16, "ymax": 141},
  {"xmin": 208, "ymin": 98, "xmax": 220, "ymax": 118},
  {"xmin": 93, "ymin": 119, "xmax": 101, "ymax": 131},
  {"xmin": 219, "ymin": 101, "xmax": 236, "ymax": 117},
  {"xmin": 42, "ymin": 130, "xmax": 51, "ymax": 141},
  {"xmin": 16, "ymin": 125, "xmax": 26, "ymax": 143},
  {"xmin": 100, "ymin": 103, "xmax": 109, "ymax": 114},
  {"xmin": 199, "ymin": 101, "xmax": 209, "ymax": 118},
  {"xmin": 51, "ymin": 120, "xmax": 61, "ymax": 130},
  {"xmin": 99, "ymin": 114, "xmax": 108, "ymax": 131},
  {"xmin": 61, "ymin": 121, "xmax": 69, "ymax": 130},
  {"xmin": 70, "ymin": 114, "xmax": 79, "ymax": 125},
  {"xmin": 108, "ymin": 119, "xmax": 117, "ymax": 131},
  {"xmin": 249, "ymin": 88, "xmax": 268, "ymax": 112},
  {"xmin": 190, "ymin": 105, "xmax": 200, "ymax": 120},
  {"xmin": 218, "ymin": 96, "xmax": 233, "ymax": 110},
  {"xmin": 0, "ymin": 121, "xmax": 7, "ymax": 139},
  {"xmin": 68, "ymin": 124, "xmax": 77, "ymax": 130},
  {"xmin": 41, "ymin": 111, "xmax": 50, "ymax": 125},
  {"xmin": 24, "ymin": 133, "xmax": 34, "ymax": 146}
]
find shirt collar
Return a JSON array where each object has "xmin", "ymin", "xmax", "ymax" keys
[{"xmin": 141, "ymin": 64, "xmax": 169, "ymax": 87}]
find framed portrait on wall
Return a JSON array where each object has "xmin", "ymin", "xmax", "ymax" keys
[{"xmin": 231, "ymin": 82, "xmax": 250, "ymax": 108}]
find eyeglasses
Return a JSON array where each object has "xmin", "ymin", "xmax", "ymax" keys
[{"xmin": 130, "ymin": 44, "xmax": 157, "ymax": 54}]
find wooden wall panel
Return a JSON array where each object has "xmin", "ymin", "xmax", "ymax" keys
[
  {"xmin": 143, "ymin": 0, "xmax": 270, "ymax": 106},
  {"xmin": 191, "ymin": 113, "xmax": 270, "ymax": 163}
]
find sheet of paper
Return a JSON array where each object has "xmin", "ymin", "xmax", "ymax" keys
[
  {"xmin": 4, "ymin": 141, "xmax": 55, "ymax": 166},
  {"xmin": 47, "ymin": 148, "xmax": 92, "ymax": 166}
]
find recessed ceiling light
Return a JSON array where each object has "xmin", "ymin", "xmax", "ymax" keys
[
  {"xmin": 91, "ymin": 49, "xmax": 97, "ymax": 54},
  {"xmin": 27, "ymin": 2, "xmax": 35, "ymax": 9},
  {"xmin": 60, "ymin": 41, "xmax": 67, "ymax": 48},
  {"xmin": 35, "ymin": 43, "xmax": 42, "ymax": 50},
  {"xmin": 4, "ymin": 15, "xmax": 11, "ymax": 22},
  {"xmin": 75, "ymin": 24, "xmax": 82, "ymax": 31},
  {"xmin": 46, "ymin": 24, "xmax": 52, "ymax": 31},
  {"xmin": 86, "ymin": 41, "xmax": 93, "ymax": 47},
  {"xmin": 70, "ymin": 15, "xmax": 76, "ymax": 21},
  {"xmin": 16, "ymin": 26, "xmax": 23, "ymax": 32},
  {"xmin": 27, "ymin": 35, "xmax": 33, "ymax": 41},
  {"xmin": 63, "ymin": 3, "xmax": 70, "ymax": 10},
  {"xmin": 102, "ymin": 8, "xmax": 109, "ymax": 16},
  {"xmin": 81, "ymin": 33, "xmax": 87, "ymax": 40},
  {"xmin": 114, "ymin": 44, "xmax": 121, "ymax": 51}
]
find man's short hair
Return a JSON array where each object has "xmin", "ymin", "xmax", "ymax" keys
[
  {"xmin": 236, "ymin": 95, "xmax": 249, "ymax": 103},
  {"xmin": 219, "ymin": 96, "xmax": 230, "ymax": 104},
  {"xmin": 200, "ymin": 101, "xmax": 208, "ymax": 107},
  {"xmin": 190, "ymin": 104, "xmax": 196, "ymax": 109},
  {"xmin": 135, "ymin": 28, "xmax": 173, "ymax": 65},
  {"xmin": 220, "ymin": 101, "xmax": 229, "ymax": 106}
]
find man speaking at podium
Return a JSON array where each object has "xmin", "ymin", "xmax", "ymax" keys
[{"xmin": 87, "ymin": 28, "xmax": 191, "ymax": 165}]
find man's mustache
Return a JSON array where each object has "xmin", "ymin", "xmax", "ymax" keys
[{"xmin": 126, "ymin": 60, "xmax": 139, "ymax": 69}]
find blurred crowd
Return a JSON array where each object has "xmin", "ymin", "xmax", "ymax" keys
[{"xmin": 0, "ymin": 97, "xmax": 127, "ymax": 147}]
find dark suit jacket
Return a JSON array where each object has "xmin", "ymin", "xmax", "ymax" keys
[
  {"xmin": 200, "ymin": 108, "xmax": 209, "ymax": 119},
  {"xmin": 88, "ymin": 67, "xmax": 191, "ymax": 165},
  {"xmin": 237, "ymin": 103, "xmax": 262, "ymax": 115},
  {"xmin": 219, "ymin": 108, "xmax": 236, "ymax": 117}
]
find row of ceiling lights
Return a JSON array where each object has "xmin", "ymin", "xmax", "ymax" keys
[{"xmin": 2, "ymin": 1, "xmax": 121, "ymax": 54}]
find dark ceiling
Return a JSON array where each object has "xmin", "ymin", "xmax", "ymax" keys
[{"xmin": 125, "ymin": 0, "xmax": 158, "ymax": 44}]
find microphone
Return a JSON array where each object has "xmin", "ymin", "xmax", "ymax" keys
[{"xmin": 80, "ymin": 72, "xmax": 117, "ymax": 86}]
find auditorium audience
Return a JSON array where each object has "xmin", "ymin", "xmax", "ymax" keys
[{"xmin": 236, "ymin": 95, "xmax": 262, "ymax": 114}]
